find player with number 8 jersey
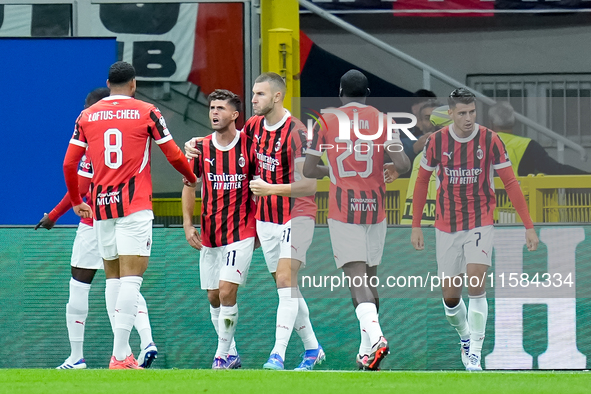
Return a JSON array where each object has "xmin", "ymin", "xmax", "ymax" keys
[
  {"xmin": 68, "ymin": 95, "xmax": 189, "ymax": 220},
  {"xmin": 63, "ymin": 61, "xmax": 197, "ymax": 369}
]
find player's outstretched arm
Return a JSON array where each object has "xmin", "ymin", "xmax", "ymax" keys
[
  {"xmin": 36, "ymin": 194, "xmax": 70, "ymax": 230},
  {"xmin": 35, "ymin": 173, "xmax": 93, "ymax": 230},
  {"xmin": 250, "ymin": 162, "xmax": 316, "ymax": 198},
  {"xmin": 63, "ymin": 144, "xmax": 92, "ymax": 218},
  {"xmin": 385, "ymin": 127, "xmax": 411, "ymax": 175},
  {"xmin": 303, "ymin": 153, "xmax": 329, "ymax": 179},
  {"xmin": 497, "ymin": 166, "xmax": 539, "ymax": 251},
  {"xmin": 385, "ymin": 143, "xmax": 411, "ymax": 175},
  {"xmin": 291, "ymin": 161, "xmax": 317, "ymax": 197},
  {"xmin": 410, "ymin": 166, "xmax": 432, "ymax": 250},
  {"xmin": 159, "ymin": 140, "xmax": 198, "ymax": 186},
  {"xmin": 304, "ymin": 120, "xmax": 329, "ymax": 179},
  {"xmin": 181, "ymin": 184, "xmax": 202, "ymax": 251},
  {"xmin": 34, "ymin": 214, "xmax": 55, "ymax": 230},
  {"xmin": 383, "ymin": 163, "xmax": 398, "ymax": 183}
]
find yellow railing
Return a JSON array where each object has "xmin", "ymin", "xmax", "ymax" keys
[{"xmin": 153, "ymin": 175, "xmax": 591, "ymax": 226}]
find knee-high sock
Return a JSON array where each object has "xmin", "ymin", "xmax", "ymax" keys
[
  {"xmin": 358, "ymin": 320, "xmax": 372, "ymax": 356},
  {"xmin": 105, "ymin": 278, "xmax": 121, "ymax": 333},
  {"xmin": 293, "ymin": 288, "xmax": 319, "ymax": 351},
  {"xmin": 134, "ymin": 293, "xmax": 153, "ymax": 349},
  {"xmin": 443, "ymin": 298, "xmax": 470, "ymax": 341},
  {"xmin": 468, "ymin": 293, "xmax": 488, "ymax": 355},
  {"xmin": 113, "ymin": 276, "xmax": 142, "ymax": 361},
  {"xmin": 355, "ymin": 302, "xmax": 383, "ymax": 346},
  {"xmin": 211, "ymin": 305, "xmax": 237, "ymax": 356},
  {"xmin": 66, "ymin": 278, "xmax": 91, "ymax": 361},
  {"xmin": 271, "ymin": 287, "xmax": 299, "ymax": 360},
  {"xmin": 216, "ymin": 304, "xmax": 239, "ymax": 359}
]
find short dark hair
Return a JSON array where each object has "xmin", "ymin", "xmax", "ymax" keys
[
  {"xmin": 411, "ymin": 89, "xmax": 436, "ymax": 106},
  {"xmin": 108, "ymin": 61, "xmax": 136, "ymax": 85},
  {"xmin": 340, "ymin": 69, "xmax": 369, "ymax": 97},
  {"xmin": 448, "ymin": 88, "xmax": 476, "ymax": 108},
  {"xmin": 208, "ymin": 89, "xmax": 242, "ymax": 113},
  {"xmin": 488, "ymin": 101, "xmax": 515, "ymax": 129},
  {"xmin": 418, "ymin": 99, "xmax": 441, "ymax": 116},
  {"xmin": 255, "ymin": 72, "xmax": 286, "ymax": 94},
  {"xmin": 85, "ymin": 87, "xmax": 110, "ymax": 109}
]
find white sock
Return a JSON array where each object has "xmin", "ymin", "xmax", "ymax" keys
[
  {"xmin": 216, "ymin": 304, "xmax": 239, "ymax": 359},
  {"xmin": 271, "ymin": 287, "xmax": 299, "ymax": 360},
  {"xmin": 355, "ymin": 302, "xmax": 383, "ymax": 346},
  {"xmin": 443, "ymin": 298, "xmax": 470, "ymax": 341},
  {"xmin": 211, "ymin": 305, "xmax": 237, "ymax": 356},
  {"xmin": 105, "ymin": 278, "xmax": 121, "ymax": 332},
  {"xmin": 113, "ymin": 276, "xmax": 142, "ymax": 361},
  {"xmin": 468, "ymin": 293, "xmax": 488, "ymax": 355},
  {"xmin": 358, "ymin": 321, "xmax": 371, "ymax": 356},
  {"xmin": 293, "ymin": 289, "xmax": 319, "ymax": 351},
  {"xmin": 66, "ymin": 278, "xmax": 91, "ymax": 361},
  {"xmin": 134, "ymin": 293, "xmax": 153, "ymax": 349},
  {"xmin": 210, "ymin": 305, "xmax": 221, "ymax": 336}
]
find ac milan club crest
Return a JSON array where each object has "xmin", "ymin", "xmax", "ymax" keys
[
  {"xmin": 238, "ymin": 155, "xmax": 246, "ymax": 168},
  {"xmin": 476, "ymin": 147, "xmax": 484, "ymax": 160}
]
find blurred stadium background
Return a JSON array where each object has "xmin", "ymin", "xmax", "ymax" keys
[{"xmin": 0, "ymin": 0, "xmax": 590, "ymax": 371}]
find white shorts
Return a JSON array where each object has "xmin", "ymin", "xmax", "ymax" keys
[
  {"xmin": 290, "ymin": 217, "xmax": 315, "ymax": 267},
  {"xmin": 435, "ymin": 225, "xmax": 494, "ymax": 277},
  {"xmin": 199, "ymin": 237, "xmax": 255, "ymax": 290},
  {"xmin": 70, "ymin": 223, "xmax": 103, "ymax": 270},
  {"xmin": 328, "ymin": 219, "xmax": 387, "ymax": 269},
  {"xmin": 257, "ymin": 218, "xmax": 315, "ymax": 273},
  {"xmin": 94, "ymin": 210, "xmax": 154, "ymax": 261}
]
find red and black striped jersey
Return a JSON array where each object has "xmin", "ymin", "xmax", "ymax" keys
[
  {"xmin": 191, "ymin": 131, "xmax": 257, "ymax": 248},
  {"xmin": 244, "ymin": 111, "xmax": 317, "ymax": 225},
  {"xmin": 420, "ymin": 124, "xmax": 512, "ymax": 233},
  {"xmin": 70, "ymin": 95, "xmax": 173, "ymax": 220},
  {"xmin": 308, "ymin": 103, "xmax": 397, "ymax": 224}
]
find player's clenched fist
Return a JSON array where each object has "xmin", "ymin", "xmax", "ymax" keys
[
  {"xmin": 249, "ymin": 178, "xmax": 273, "ymax": 196},
  {"xmin": 73, "ymin": 202, "xmax": 92, "ymax": 219},
  {"xmin": 411, "ymin": 227, "xmax": 425, "ymax": 251}
]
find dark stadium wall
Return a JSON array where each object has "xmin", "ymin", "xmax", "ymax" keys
[
  {"xmin": 300, "ymin": 14, "xmax": 591, "ymax": 97},
  {"xmin": 0, "ymin": 38, "xmax": 117, "ymax": 225},
  {"xmin": 3, "ymin": 225, "xmax": 590, "ymax": 370},
  {"xmin": 299, "ymin": 31, "xmax": 411, "ymax": 99}
]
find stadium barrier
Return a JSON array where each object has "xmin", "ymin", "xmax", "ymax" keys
[
  {"xmin": 153, "ymin": 175, "xmax": 591, "ymax": 226},
  {"xmin": 2, "ymin": 225, "xmax": 590, "ymax": 370}
]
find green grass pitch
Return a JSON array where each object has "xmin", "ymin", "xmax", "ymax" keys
[{"xmin": 2, "ymin": 369, "xmax": 591, "ymax": 394}]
